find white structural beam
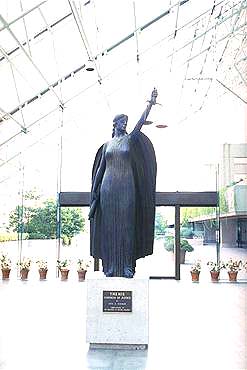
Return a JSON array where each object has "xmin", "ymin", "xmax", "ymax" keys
[
  {"xmin": 0, "ymin": 44, "xmax": 38, "ymax": 95},
  {"xmin": 0, "ymin": 1, "xmax": 47, "ymax": 33},
  {"xmin": 68, "ymin": 0, "xmax": 102, "ymax": 82},
  {"xmin": 0, "ymin": 106, "xmax": 26, "ymax": 131},
  {"xmin": 0, "ymin": 14, "xmax": 63, "ymax": 106}
]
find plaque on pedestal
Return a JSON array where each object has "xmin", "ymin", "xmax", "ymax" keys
[{"xmin": 86, "ymin": 272, "xmax": 149, "ymax": 349}]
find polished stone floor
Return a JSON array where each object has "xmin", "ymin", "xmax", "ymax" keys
[{"xmin": 0, "ymin": 274, "xmax": 246, "ymax": 370}]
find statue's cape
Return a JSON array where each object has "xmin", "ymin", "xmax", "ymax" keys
[{"xmin": 90, "ymin": 131, "xmax": 157, "ymax": 260}]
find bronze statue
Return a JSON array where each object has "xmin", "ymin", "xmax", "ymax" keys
[{"xmin": 89, "ymin": 88, "xmax": 158, "ymax": 278}]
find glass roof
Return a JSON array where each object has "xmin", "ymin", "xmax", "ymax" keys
[{"xmin": 0, "ymin": 0, "xmax": 246, "ymax": 199}]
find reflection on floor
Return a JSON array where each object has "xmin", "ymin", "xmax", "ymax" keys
[{"xmin": 0, "ymin": 276, "xmax": 246, "ymax": 370}]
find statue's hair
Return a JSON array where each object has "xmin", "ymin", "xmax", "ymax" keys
[
  {"xmin": 113, "ymin": 114, "xmax": 128, "ymax": 123},
  {"xmin": 112, "ymin": 114, "xmax": 128, "ymax": 137}
]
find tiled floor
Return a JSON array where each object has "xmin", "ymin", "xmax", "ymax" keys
[{"xmin": 0, "ymin": 275, "xmax": 246, "ymax": 370}]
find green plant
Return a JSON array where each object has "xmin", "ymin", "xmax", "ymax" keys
[
  {"xmin": 17, "ymin": 257, "xmax": 32, "ymax": 270},
  {"xmin": 224, "ymin": 258, "xmax": 242, "ymax": 272},
  {"xmin": 181, "ymin": 207, "xmax": 216, "ymax": 222},
  {"xmin": 155, "ymin": 212, "xmax": 167, "ymax": 237},
  {"xmin": 190, "ymin": 260, "xmax": 201, "ymax": 273},
  {"xmin": 164, "ymin": 237, "xmax": 194, "ymax": 253},
  {"xmin": 61, "ymin": 207, "xmax": 85, "ymax": 243},
  {"xmin": 180, "ymin": 239, "xmax": 194, "ymax": 252},
  {"xmin": 0, "ymin": 253, "xmax": 11, "ymax": 270},
  {"xmin": 207, "ymin": 261, "xmax": 224, "ymax": 272},
  {"xmin": 9, "ymin": 198, "xmax": 85, "ymax": 241},
  {"xmin": 244, "ymin": 260, "xmax": 247, "ymax": 272},
  {"xmin": 219, "ymin": 188, "xmax": 229, "ymax": 214},
  {"xmin": 193, "ymin": 230, "xmax": 204, "ymax": 238},
  {"xmin": 77, "ymin": 258, "xmax": 92, "ymax": 271},
  {"xmin": 180, "ymin": 227, "xmax": 193, "ymax": 238},
  {"xmin": 163, "ymin": 236, "xmax": 174, "ymax": 251},
  {"xmin": 0, "ymin": 232, "xmax": 28, "ymax": 242},
  {"xmin": 36, "ymin": 259, "xmax": 48, "ymax": 270},
  {"xmin": 62, "ymin": 235, "xmax": 70, "ymax": 246},
  {"xmin": 57, "ymin": 259, "xmax": 70, "ymax": 270}
]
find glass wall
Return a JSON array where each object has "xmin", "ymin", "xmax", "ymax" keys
[
  {"xmin": 55, "ymin": 207, "xmax": 92, "ymax": 279},
  {"xmin": 180, "ymin": 206, "xmax": 218, "ymax": 281},
  {"xmin": 136, "ymin": 206, "xmax": 176, "ymax": 277},
  {"xmin": 0, "ymin": 129, "xmax": 60, "ymax": 279},
  {"xmin": 0, "ymin": 0, "xmax": 246, "ymax": 281}
]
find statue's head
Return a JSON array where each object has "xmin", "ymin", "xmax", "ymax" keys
[{"xmin": 112, "ymin": 114, "xmax": 128, "ymax": 137}]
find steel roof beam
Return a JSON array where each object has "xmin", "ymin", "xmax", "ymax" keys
[
  {"xmin": 2, "ymin": 8, "xmax": 245, "ymax": 130},
  {"xmin": 0, "ymin": 0, "xmax": 245, "ymax": 135},
  {"xmin": 0, "ymin": 0, "xmax": 189, "ymax": 124},
  {"xmin": 0, "ymin": 0, "xmax": 189, "ymax": 65},
  {"xmin": 68, "ymin": 0, "xmax": 102, "ymax": 83},
  {"xmin": 216, "ymin": 79, "xmax": 247, "ymax": 104},
  {"xmin": 0, "ymin": 106, "xmax": 26, "ymax": 131},
  {"xmin": 101, "ymin": 0, "xmax": 189, "ymax": 55},
  {"xmin": 0, "ymin": 14, "xmax": 63, "ymax": 106},
  {"xmin": 0, "ymin": 64, "xmax": 86, "ymax": 124},
  {"xmin": 0, "ymin": 12, "xmax": 72, "ymax": 63},
  {"xmin": 0, "ymin": 1, "xmax": 47, "ymax": 33}
]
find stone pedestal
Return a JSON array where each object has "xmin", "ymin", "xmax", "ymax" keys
[{"xmin": 86, "ymin": 272, "xmax": 149, "ymax": 349}]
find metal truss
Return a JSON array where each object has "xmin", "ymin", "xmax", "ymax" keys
[{"xmin": 0, "ymin": 0, "xmax": 246, "ymax": 171}]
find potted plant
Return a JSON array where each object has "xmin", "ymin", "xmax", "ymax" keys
[
  {"xmin": 224, "ymin": 258, "xmax": 242, "ymax": 282},
  {"xmin": 164, "ymin": 236, "xmax": 194, "ymax": 263},
  {"xmin": 190, "ymin": 260, "xmax": 201, "ymax": 282},
  {"xmin": 244, "ymin": 260, "xmax": 247, "ymax": 273},
  {"xmin": 77, "ymin": 258, "xmax": 91, "ymax": 281},
  {"xmin": 57, "ymin": 259, "xmax": 70, "ymax": 281},
  {"xmin": 36, "ymin": 259, "xmax": 48, "ymax": 280},
  {"xmin": 207, "ymin": 261, "xmax": 224, "ymax": 282},
  {"xmin": 0, "ymin": 253, "xmax": 11, "ymax": 280},
  {"xmin": 17, "ymin": 257, "xmax": 32, "ymax": 280}
]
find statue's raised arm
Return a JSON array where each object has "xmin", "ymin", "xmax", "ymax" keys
[{"xmin": 132, "ymin": 88, "xmax": 158, "ymax": 134}]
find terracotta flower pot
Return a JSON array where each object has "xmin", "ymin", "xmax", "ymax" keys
[
  {"xmin": 78, "ymin": 269, "xmax": 87, "ymax": 281},
  {"xmin": 2, "ymin": 268, "xmax": 11, "ymax": 280},
  {"xmin": 210, "ymin": 271, "xmax": 220, "ymax": 282},
  {"xmin": 60, "ymin": 269, "xmax": 69, "ymax": 281},
  {"xmin": 39, "ymin": 269, "xmax": 48, "ymax": 280},
  {"xmin": 191, "ymin": 271, "xmax": 200, "ymax": 282},
  {"xmin": 20, "ymin": 268, "xmax": 29, "ymax": 280},
  {"xmin": 228, "ymin": 271, "xmax": 238, "ymax": 282}
]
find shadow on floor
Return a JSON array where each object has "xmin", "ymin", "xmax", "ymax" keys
[{"xmin": 86, "ymin": 348, "xmax": 148, "ymax": 370}]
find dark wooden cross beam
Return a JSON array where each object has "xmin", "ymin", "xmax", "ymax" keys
[
  {"xmin": 58, "ymin": 191, "xmax": 218, "ymax": 280},
  {"xmin": 59, "ymin": 191, "xmax": 217, "ymax": 207}
]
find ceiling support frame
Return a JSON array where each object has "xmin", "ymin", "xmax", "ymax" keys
[
  {"xmin": 0, "ymin": 14, "xmax": 63, "ymax": 106},
  {"xmin": 0, "ymin": 1, "xmax": 47, "ymax": 33}
]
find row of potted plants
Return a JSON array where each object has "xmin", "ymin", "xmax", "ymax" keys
[
  {"xmin": 57, "ymin": 258, "xmax": 91, "ymax": 281},
  {"xmin": 0, "ymin": 253, "xmax": 92, "ymax": 281},
  {"xmin": 190, "ymin": 258, "xmax": 246, "ymax": 282},
  {"xmin": 1, "ymin": 253, "xmax": 246, "ymax": 282}
]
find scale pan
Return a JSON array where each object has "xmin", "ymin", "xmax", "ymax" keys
[{"xmin": 156, "ymin": 124, "xmax": 168, "ymax": 128}]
